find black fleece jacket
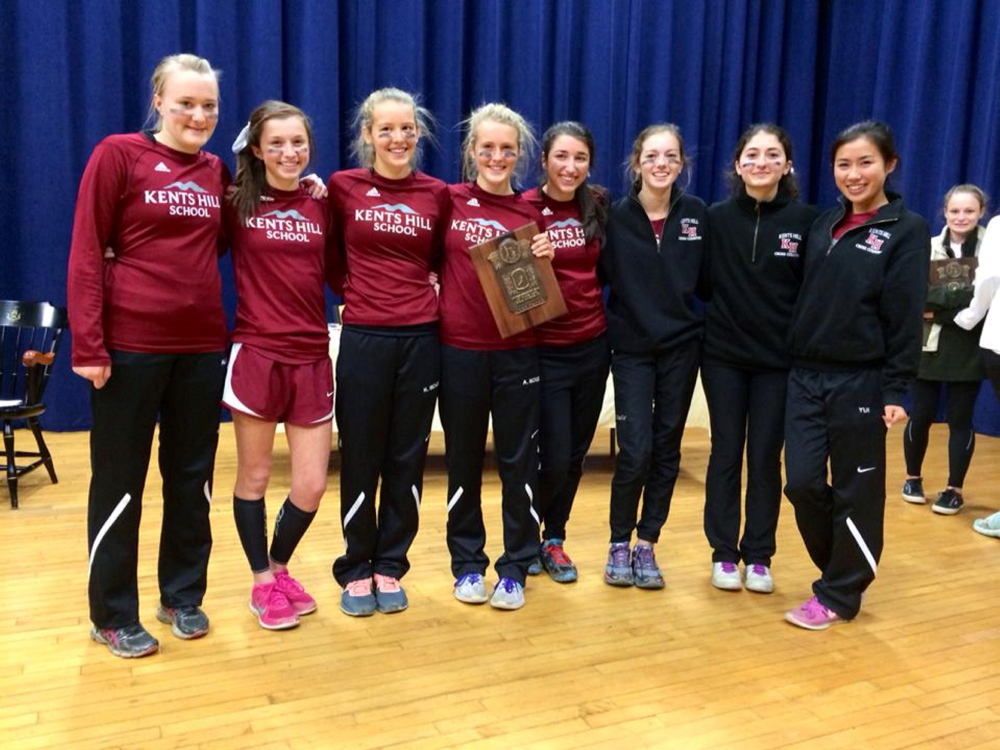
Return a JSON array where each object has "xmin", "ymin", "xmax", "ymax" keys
[
  {"xmin": 788, "ymin": 193, "xmax": 930, "ymax": 405},
  {"xmin": 600, "ymin": 187, "xmax": 709, "ymax": 354},
  {"xmin": 704, "ymin": 187, "xmax": 818, "ymax": 369}
]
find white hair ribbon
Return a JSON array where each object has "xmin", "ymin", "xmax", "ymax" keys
[{"xmin": 231, "ymin": 121, "xmax": 251, "ymax": 154}]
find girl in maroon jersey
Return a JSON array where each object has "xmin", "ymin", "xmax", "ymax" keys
[
  {"xmin": 69, "ymin": 53, "xmax": 229, "ymax": 658},
  {"xmin": 328, "ymin": 88, "xmax": 449, "ymax": 617},
  {"xmin": 438, "ymin": 103, "xmax": 554, "ymax": 610},
  {"xmin": 523, "ymin": 122, "xmax": 609, "ymax": 583},
  {"xmin": 225, "ymin": 101, "xmax": 338, "ymax": 630}
]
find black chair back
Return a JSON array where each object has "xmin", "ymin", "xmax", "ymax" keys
[{"xmin": 0, "ymin": 300, "xmax": 68, "ymax": 409}]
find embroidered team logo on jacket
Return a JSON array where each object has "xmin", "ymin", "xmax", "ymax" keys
[
  {"xmin": 857, "ymin": 228, "xmax": 891, "ymax": 255},
  {"xmin": 678, "ymin": 217, "xmax": 702, "ymax": 241},
  {"xmin": 775, "ymin": 232, "xmax": 802, "ymax": 257}
]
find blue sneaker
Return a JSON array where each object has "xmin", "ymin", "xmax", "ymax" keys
[
  {"xmin": 540, "ymin": 539, "xmax": 578, "ymax": 583},
  {"xmin": 603, "ymin": 542, "xmax": 633, "ymax": 586},
  {"xmin": 340, "ymin": 578, "xmax": 377, "ymax": 617},
  {"xmin": 489, "ymin": 577, "xmax": 525, "ymax": 610},
  {"xmin": 453, "ymin": 573, "xmax": 488, "ymax": 604},
  {"xmin": 374, "ymin": 573, "xmax": 408, "ymax": 613},
  {"xmin": 527, "ymin": 556, "xmax": 543, "ymax": 576},
  {"xmin": 631, "ymin": 544, "xmax": 665, "ymax": 589}
]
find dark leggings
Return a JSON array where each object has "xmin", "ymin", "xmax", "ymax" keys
[{"xmin": 903, "ymin": 379, "xmax": 979, "ymax": 487}]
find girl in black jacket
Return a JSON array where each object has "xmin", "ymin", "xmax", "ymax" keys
[
  {"xmin": 599, "ymin": 124, "xmax": 708, "ymax": 590},
  {"xmin": 702, "ymin": 124, "xmax": 818, "ymax": 594},
  {"xmin": 784, "ymin": 121, "xmax": 929, "ymax": 630}
]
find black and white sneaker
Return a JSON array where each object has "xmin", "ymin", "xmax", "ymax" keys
[
  {"xmin": 932, "ymin": 488, "xmax": 964, "ymax": 515},
  {"xmin": 902, "ymin": 478, "xmax": 926, "ymax": 504}
]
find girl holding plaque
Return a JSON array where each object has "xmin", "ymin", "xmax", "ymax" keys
[
  {"xmin": 901, "ymin": 185, "xmax": 988, "ymax": 516},
  {"xmin": 523, "ymin": 122, "xmax": 610, "ymax": 583},
  {"xmin": 783, "ymin": 121, "xmax": 929, "ymax": 630},
  {"xmin": 438, "ymin": 103, "xmax": 554, "ymax": 610},
  {"xmin": 702, "ymin": 124, "xmax": 818, "ymax": 595},
  {"xmin": 600, "ymin": 124, "xmax": 709, "ymax": 590},
  {"xmin": 225, "ymin": 101, "xmax": 337, "ymax": 631},
  {"xmin": 328, "ymin": 89, "xmax": 449, "ymax": 617}
]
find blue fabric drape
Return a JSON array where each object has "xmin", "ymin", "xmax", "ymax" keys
[{"xmin": 2, "ymin": 0, "xmax": 998, "ymax": 432}]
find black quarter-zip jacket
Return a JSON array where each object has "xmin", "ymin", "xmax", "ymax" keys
[
  {"xmin": 704, "ymin": 187, "xmax": 818, "ymax": 369},
  {"xmin": 600, "ymin": 187, "xmax": 709, "ymax": 354},
  {"xmin": 788, "ymin": 193, "xmax": 930, "ymax": 405}
]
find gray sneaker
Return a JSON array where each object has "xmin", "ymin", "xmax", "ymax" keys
[
  {"xmin": 631, "ymin": 545, "xmax": 665, "ymax": 589},
  {"xmin": 156, "ymin": 605, "xmax": 209, "ymax": 639},
  {"xmin": 603, "ymin": 542, "xmax": 633, "ymax": 586},
  {"xmin": 489, "ymin": 577, "xmax": 525, "ymax": 610},
  {"xmin": 91, "ymin": 622, "xmax": 160, "ymax": 658}
]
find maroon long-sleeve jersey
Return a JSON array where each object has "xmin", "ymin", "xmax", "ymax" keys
[
  {"xmin": 328, "ymin": 168, "xmax": 449, "ymax": 327},
  {"xmin": 226, "ymin": 186, "xmax": 336, "ymax": 364},
  {"xmin": 523, "ymin": 187, "xmax": 607, "ymax": 347},
  {"xmin": 439, "ymin": 183, "xmax": 546, "ymax": 350},
  {"xmin": 67, "ymin": 132, "xmax": 229, "ymax": 366}
]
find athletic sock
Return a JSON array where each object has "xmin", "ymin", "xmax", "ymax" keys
[
  {"xmin": 270, "ymin": 496, "xmax": 317, "ymax": 565},
  {"xmin": 233, "ymin": 495, "xmax": 269, "ymax": 573}
]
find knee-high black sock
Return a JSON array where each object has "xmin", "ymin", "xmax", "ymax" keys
[
  {"xmin": 270, "ymin": 496, "xmax": 317, "ymax": 565},
  {"xmin": 233, "ymin": 496, "xmax": 269, "ymax": 573}
]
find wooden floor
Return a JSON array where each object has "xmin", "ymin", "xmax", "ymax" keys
[{"xmin": 2, "ymin": 424, "xmax": 999, "ymax": 750}]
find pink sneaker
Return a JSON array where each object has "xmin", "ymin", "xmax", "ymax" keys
[
  {"xmin": 250, "ymin": 582, "xmax": 300, "ymax": 630},
  {"xmin": 273, "ymin": 569, "xmax": 317, "ymax": 615},
  {"xmin": 784, "ymin": 596, "xmax": 843, "ymax": 630}
]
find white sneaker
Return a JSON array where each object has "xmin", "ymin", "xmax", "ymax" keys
[
  {"xmin": 453, "ymin": 573, "xmax": 488, "ymax": 604},
  {"xmin": 711, "ymin": 562, "xmax": 742, "ymax": 591},
  {"xmin": 973, "ymin": 510, "xmax": 1000, "ymax": 538},
  {"xmin": 744, "ymin": 563, "xmax": 774, "ymax": 594},
  {"xmin": 489, "ymin": 578, "xmax": 525, "ymax": 610}
]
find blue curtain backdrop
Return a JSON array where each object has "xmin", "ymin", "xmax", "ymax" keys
[{"xmin": 2, "ymin": 0, "xmax": 999, "ymax": 432}]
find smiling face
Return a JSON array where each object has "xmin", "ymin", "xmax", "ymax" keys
[
  {"xmin": 634, "ymin": 130, "xmax": 683, "ymax": 195},
  {"xmin": 543, "ymin": 134, "xmax": 590, "ymax": 201},
  {"xmin": 833, "ymin": 136, "xmax": 897, "ymax": 213},
  {"xmin": 944, "ymin": 191, "xmax": 985, "ymax": 243},
  {"xmin": 153, "ymin": 69, "xmax": 219, "ymax": 154},
  {"xmin": 735, "ymin": 131, "xmax": 790, "ymax": 201},
  {"xmin": 471, "ymin": 119, "xmax": 520, "ymax": 194},
  {"xmin": 364, "ymin": 99, "xmax": 420, "ymax": 179},
  {"xmin": 251, "ymin": 116, "xmax": 310, "ymax": 191}
]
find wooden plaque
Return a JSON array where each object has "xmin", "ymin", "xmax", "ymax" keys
[
  {"xmin": 929, "ymin": 257, "xmax": 977, "ymax": 290},
  {"xmin": 469, "ymin": 222, "xmax": 568, "ymax": 338}
]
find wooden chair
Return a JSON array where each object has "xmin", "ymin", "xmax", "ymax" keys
[{"xmin": 0, "ymin": 300, "xmax": 69, "ymax": 508}]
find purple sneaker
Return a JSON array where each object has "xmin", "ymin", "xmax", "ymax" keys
[
  {"xmin": 631, "ymin": 544, "xmax": 665, "ymax": 589},
  {"xmin": 603, "ymin": 542, "xmax": 633, "ymax": 586},
  {"xmin": 711, "ymin": 561, "xmax": 742, "ymax": 591},
  {"xmin": 784, "ymin": 596, "xmax": 842, "ymax": 630}
]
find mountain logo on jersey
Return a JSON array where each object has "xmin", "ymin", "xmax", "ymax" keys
[
  {"xmin": 549, "ymin": 218, "xmax": 582, "ymax": 229},
  {"xmin": 372, "ymin": 203, "xmax": 418, "ymax": 214},
  {"xmin": 143, "ymin": 179, "xmax": 220, "ymax": 215},
  {"xmin": 164, "ymin": 181, "xmax": 210, "ymax": 193},
  {"xmin": 366, "ymin": 187, "xmax": 381, "ymax": 197},
  {"xmin": 154, "ymin": 162, "xmax": 171, "ymax": 173},
  {"xmin": 262, "ymin": 209, "xmax": 310, "ymax": 221}
]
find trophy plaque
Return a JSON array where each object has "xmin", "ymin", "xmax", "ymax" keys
[
  {"xmin": 469, "ymin": 222, "xmax": 568, "ymax": 338},
  {"xmin": 929, "ymin": 257, "xmax": 977, "ymax": 291}
]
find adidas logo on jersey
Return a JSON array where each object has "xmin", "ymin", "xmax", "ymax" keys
[
  {"xmin": 366, "ymin": 187, "xmax": 381, "ymax": 197},
  {"xmin": 154, "ymin": 162, "xmax": 171, "ymax": 173},
  {"xmin": 542, "ymin": 207, "xmax": 553, "ymax": 216},
  {"xmin": 467, "ymin": 198, "xmax": 480, "ymax": 207}
]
